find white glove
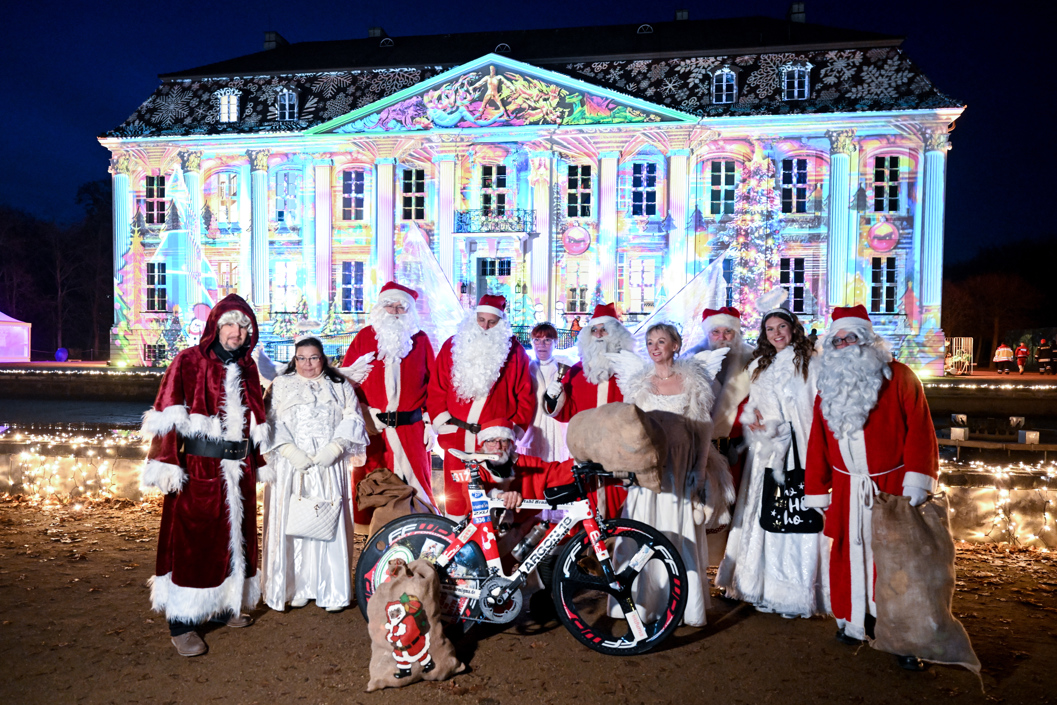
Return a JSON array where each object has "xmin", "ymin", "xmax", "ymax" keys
[
  {"xmin": 423, "ymin": 424, "xmax": 435, "ymax": 452},
  {"xmin": 312, "ymin": 441, "xmax": 345, "ymax": 468},
  {"xmin": 278, "ymin": 444, "xmax": 312, "ymax": 472},
  {"xmin": 905, "ymin": 486, "xmax": 929, "ymax": 507},
  {"xmin": 545, "ymin": 380, "xmax": 564, "ymax": 398}
]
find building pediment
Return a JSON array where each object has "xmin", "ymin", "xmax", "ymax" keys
[{"xmin": 308, "ymin": 54, "xmax": 696, "ymax": 134}]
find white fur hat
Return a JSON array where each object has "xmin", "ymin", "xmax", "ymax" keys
[{"xmin": 477, "ymin": 418, "xmax": 516, "ymax": 443}]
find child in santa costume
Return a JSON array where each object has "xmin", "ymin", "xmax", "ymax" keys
[
  {"xmin": 342, "ymin": 281, "xmax": 438, "ymax": 532},
  {"xmin": 804, "ymin": 305, "xmax": 938, "ymax": 670},
  {"xmin": 426, "ymin": 294, "xmax": 535, "ymax": 518}
]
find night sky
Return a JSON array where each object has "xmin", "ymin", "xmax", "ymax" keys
[{"xmin": 2, "ymin": 0, "xmax": 1047, "ymax": 264}]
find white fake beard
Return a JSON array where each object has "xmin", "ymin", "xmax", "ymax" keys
[
  {"xmin": 699, "ymin": 329, "xmax": 743, "ymax": 351},
  {"xmin": 451, "ymin": 315, "xmax": 513, "ymax": 401},
  {"xmin": 369, "ymin": 306, "xmax": 420, "ymax": 363},
  {"xmin": 816, "ymin": 342, "xmax": 893, "ymax": 439},
  {"xmin": 578, "ymin": 322, "xmax": 634, "ymax": 385}
]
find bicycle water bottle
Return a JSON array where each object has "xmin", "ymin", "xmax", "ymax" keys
[{"xmin": 511, "ymin": 521, "xmax": 550, "ymax": 562}]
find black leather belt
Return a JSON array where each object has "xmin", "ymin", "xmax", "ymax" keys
[
  {"xmin": 376, "ymin": 409, "xmax": 423, "ymax": 428},
  {"xmin": 450, "ymin": 416, "xmax": 481, "ymax": 435},
  {"xmin": 181, "ymin": 436, "xmax": 251, "ymax": 460}
]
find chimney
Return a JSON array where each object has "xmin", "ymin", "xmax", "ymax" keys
[
  {"xmin": 674, "ymin": 9, "xmax": 689, "ymax": 21},
  {"xmin": 787, "ymin": 2, "xmax": 806, "ymax": 23},
  {"xmin": 263, "ymin": 31, "xmax": 289, "ymax": 50},
  {"xmin": 367, "ymin": 26, "xmax": 385, "ymax": 38}
]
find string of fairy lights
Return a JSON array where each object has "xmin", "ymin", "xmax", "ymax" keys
[{"xmin": 0, "ymin": 425, "xmax": 1054, "ymax": 548}]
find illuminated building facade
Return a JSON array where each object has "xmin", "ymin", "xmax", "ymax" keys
[{"xmin": 99, "ymin": 15, "xmax": 962, "ymax": 371}]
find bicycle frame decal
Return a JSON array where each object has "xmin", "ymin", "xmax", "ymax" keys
[{"xmin": 436, "ymin": 522, "xmax": 478, "ymax": 568}]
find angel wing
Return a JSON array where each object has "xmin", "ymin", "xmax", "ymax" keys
[
  {"xmin": 606, "ymin": 350, "xmax": 649, "ymax": 382},
  {"xmin": 692, "ymin": 347, "xmax": 729, "ymax": 380},
  {"xmin": 339, "ymin": 352, "xmax": 375, "ymax": 385}
]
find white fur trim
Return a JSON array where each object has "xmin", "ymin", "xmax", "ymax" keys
[
  {"xmin": 826, "ymin": 316, "xmax": 873, "ymax": 339},
  {"xmin": 250, "ymin": 416, "xmax": 271, "ymax": 447},
  {"xmin": 476, "ymin": 305, "xmax": 506, "ymax": 318},
  {"xmin": 149, "ymin": 569, "xmax": 261, "ymax": 623},
  {"xmin": 702, "ymin": 313, "xmax": 741, "ymax": 335},
  {"xmin": 804, "ymin": 493, "xmax": 831, "ymax": 509},
  {"xmin": 141, "ymin": 460, "xmax": 186, "ymax": 494},
  {"xmin": 477, "ymin": 425, "xmax": 516, "ymax": 443},
  {"xmin": 432, "ymin": 410, "xmax": 454, "ymax": 433},
  {"xmin": 902, "ymin": 471, "xmax": 937, "ymax": 493},
  {"xmin": 256, "ymin": 463, "xmax": 276, "ymax": 484},
  {"xmin": 588, "ymin": 315, "xmax": 618, "ymax": 328},
  {"xmin": 141, "ymin": 405, "xmax": 189, "ymax": 437},
  {"xmin": 379, "ymin": 289, "xmax": 416, "ymax": 310}
]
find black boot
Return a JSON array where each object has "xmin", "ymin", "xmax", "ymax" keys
[
  {"xmin": 421, "ymin": 657, "xmax": 435, "ymax": 673},
  {"xmin": 835, "ymin": 627, "xmax": 863, "ymax": 646},
  {"xmin": 394, "ymin": 667, "xmax": 412, "ymax": 679},
  {"xmin": 897, "ymin": 655, "xmax": 928, "ymax": 671}
]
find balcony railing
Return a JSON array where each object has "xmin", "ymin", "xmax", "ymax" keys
[{"xmin": 454, "ymin": 208, "xmax": 535, "ymax": 234}]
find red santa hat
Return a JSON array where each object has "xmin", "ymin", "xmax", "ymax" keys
[
  {"xmin": 589, "ymin": 302, "xmax": 619, "ymax": 327},
  {"xmin": 701, "ymin": 306, "xmax": 741, "ymax": 334},
  {"xmin": 827, "ymin": 304, "xmax": 874, "ymax": 339},
  {"xmin": 378, "ymin": 281, "xmax": 419, "ymax": 309},
  {"xmin": 476, "ymin": 418, "xmax": 516, "ymax": 443},
  {"xmin": 476, "ymin": 294, "xmax": 507, "ymax": 319}
]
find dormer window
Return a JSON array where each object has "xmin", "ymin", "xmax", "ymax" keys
[
  {"xmin": 780, "ymin": 62, "xmax": 813, "ymax": 101},
  {"xmin": 276, "ymin": 89, "xmax": 298, "ymax": 120},
  {"xmin": 712, "ymin": 68, "xmax": 737, "ymax": 104},
  {"xmin": 495, "ymin": 43, "xmax": 511, "ymax": 53},
  {"xmin": 216, "ymin": 88, "xmax": 241, "ymax": 123}
]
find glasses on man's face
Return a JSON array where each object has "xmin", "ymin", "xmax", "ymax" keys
[
  {"xmin": 831, "ymin": 333, "xmax": 859, "ymax": 348},
  {"xmin": 295, "ymin": 356, "xmax": 322, "ymax": 363}
]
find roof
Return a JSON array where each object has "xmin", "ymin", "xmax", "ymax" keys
[
  {"xmin": 160, "ymin": 16, "xmax": 901, "ymax": 79},
  {"xmin": 103, "ymin": 16, "xmax": 962, "ymax": 139}
]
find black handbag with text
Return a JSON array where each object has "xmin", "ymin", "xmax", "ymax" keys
[{"xmin": 760, "ymin": 432, "xmax": 823, "ymax": 534}]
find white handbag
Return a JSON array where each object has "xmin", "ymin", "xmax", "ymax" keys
[{"xmin": 285, "ymin": 468, "xmax": 341, "ymax": 541}]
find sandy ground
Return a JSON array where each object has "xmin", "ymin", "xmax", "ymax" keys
[{"xmin": 1, "ymin": 497, "xmax": 1055, "ymax": 705}]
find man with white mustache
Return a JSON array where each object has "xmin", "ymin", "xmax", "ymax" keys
[
  {"xmin": 342, "ymin": 282, "xmax": 438, "ymax": 532},
  {"xmin": 805, "ymin": 305, "xmax": 939, "ymax": 670}
]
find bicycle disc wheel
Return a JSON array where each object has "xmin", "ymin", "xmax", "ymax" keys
[
  {"xmin": 354, "ymin": 514, "xmax": 488, "ymax": 625},
  {"xmin": 552, "ymin": 518, "xmax": 687, "ymax": 656}
]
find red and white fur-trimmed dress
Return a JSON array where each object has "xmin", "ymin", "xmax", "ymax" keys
[
  {"xmin": 805, "ymin": 361, "xmax": 939, "ymax": 640},
  {"xmin": 140, "ymin": 296, "xmax": 272, "ymax": 624}
]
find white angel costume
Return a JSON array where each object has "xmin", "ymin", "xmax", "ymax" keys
[
  {"xmin": 716, "ymin": 346, "xmax": 829, "ymax": 617},
  {"xmin": 261, "ymin": 371, "xmax": 368, "ymax": 612},
  {"xmin": 609, "ymin": 348, "xmax": 730, "ymax": 627}
]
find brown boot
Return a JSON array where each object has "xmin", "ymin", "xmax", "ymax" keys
[{"xmin": 171, "ymin": 631, "xmax": 207, "ymax": 657}]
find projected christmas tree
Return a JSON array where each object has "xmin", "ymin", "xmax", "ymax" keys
[{"xmin": 724, "ymin": 144, "xmax": 783, "ymax": 333}]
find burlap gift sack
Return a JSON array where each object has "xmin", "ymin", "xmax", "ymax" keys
[
  {"xmin": 356, "ymin": 469, "xmax": 435, "ymax": 538},
  {"xmin": 871, "ymin": 492, "xmax": 981, "ymax": 674},
  {"xmin": 366, "ymin": 558, "xmax": 465, "ymax": 691},
  {"xmin": 567, "ymin": 402, "xmax": 667, "ymax": 493}
]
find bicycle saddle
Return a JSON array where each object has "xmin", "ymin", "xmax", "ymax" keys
[{"xmin": 448, "ymin": 449, "xmax": 502, "ymax": 463}]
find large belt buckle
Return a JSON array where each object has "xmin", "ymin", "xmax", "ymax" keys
[{"xmin": 378, "ymin": 412, "xmax": 394, "ymax": 428}]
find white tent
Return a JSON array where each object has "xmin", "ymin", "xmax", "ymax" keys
[{"xmin": 0, "ymin": 311, "xmax": 31, "ymax": 362}]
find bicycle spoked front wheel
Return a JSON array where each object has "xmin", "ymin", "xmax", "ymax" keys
[
  {"xmin": 354, "ymin": 514, "xmax": 488, "ymax": 626},
  {"xmin": 552, "ymin": 518, "xmax": 687, "ymax": 656}
]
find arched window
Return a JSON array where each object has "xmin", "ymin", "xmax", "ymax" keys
[
  {"xmin": 636, "ymin": 24, "xmax": 654, "ymax": 34},
  {"xmin": 712, "ymin": 68, "xmax": 737, "ymax": 105},
  {"xmin": 380, "ymin": 37, "xmax": 394, "ymax": 47},
  {"xmin": 215, "ymin": 88, "xmax": 241, "ymax": 123},
  {"xmin": 495, "ymin": 43, "xmax": 511, "ymax": 53},
  {"xmin": 277, "ymin": 89, "xmax": 298, "ymax": 120},
  {"xmin": 780, "ymin": 62, "xmax": 813, "ymax": 101}
]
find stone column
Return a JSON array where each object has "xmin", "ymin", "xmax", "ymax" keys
[
  {"xmin": 238, "ymin": 163, "xmax": 252, "ymax": 299},
  {"xmin": 299, "ymin": 157, "xmax": 317, "ymax": 313},
  {"xmin": 247, "ymin": 149, "xmax": 271, "ymax": 312},
  {"xmin": 529, "ymin": 151, "xmax": 553, "ymax": 318},
  {"xmin": 825, "ymin": 130, "xmax": 856, "ymax": 308},
  {"xmin": 313, "ymin": 160, "xmax": 333, "ymax": 310},
  {"xmin": 109, "ymin": 154, "xmax": 133, "ymax": 278},
  {"xmin": 178, "ymin": 150, "xmax": 203, "ymax": 238},
  {"xmin": 921, "ymin": 129, "xmax": 949, "ymax": 307},
  {"xmin": 667, "ymin": 149, "xmax": 690, "ymax": 288},
  {"xmin": 433, "ymin": 155, "xmax": 457, "ymax": 284},
  {"xmin": 375, "ymin": 158, "xmax": 396, "ymax": 286},
  {"xmin": 598, "ymin": 151, "xmax": 619, "ymax": 303}
]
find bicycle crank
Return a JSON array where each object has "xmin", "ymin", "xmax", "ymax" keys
[{"xmin": 478, "ymin": 576, "xmax": 523, "ymax": 623}]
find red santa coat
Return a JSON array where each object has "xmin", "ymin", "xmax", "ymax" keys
[
  {"xmin": 343, "ymin": 327, "xmax": 437, "ymax": 526},
  {"xmin": 804, "ymin": 360, "xmax": 938, "ymax": 640},
  {"xmin": 545, "ymin": 361, "xmax": 627, "ymax": 518},
  {"xmin": 426, "ymin": 336, "xmax": 534, "ymax": 517},
  {"xmin": 140, "ymin": 294, "xmax": 271, "ymax": 624},
  {"xmin": 386, "ymin": 599, "xmax": 431, "ymax": 665}
]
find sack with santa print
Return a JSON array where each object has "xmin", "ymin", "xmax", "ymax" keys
[{"xmin": 365, "ymin": 558, "xmax": 465, "ymax": 691}]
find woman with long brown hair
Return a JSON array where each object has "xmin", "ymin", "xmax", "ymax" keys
[{"xmin": 716, "ymin": 297, "xmax": 828, "ymax": 618}]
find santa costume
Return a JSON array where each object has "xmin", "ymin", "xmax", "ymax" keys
[
  {"xmin": 542, "ymin": 303, "xmax": 633, "ymax": 518},
  {"xmin": 426, "ymin": 295, "xmax": 535, "ymax": 517},
  {"xmin": 140, "ymin": 294, "xmax": 272, "ymax": 632},
  {"xmin": 804, "ymin": 305, "xmax": 939, "ymax": 641},
  {"xmin": 518, "ymin": 345, "xmax": 572, "ymax": 463},
  {"xmin": 343, "ymin": 282, "xmax": 438, "ymax": 530}
]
